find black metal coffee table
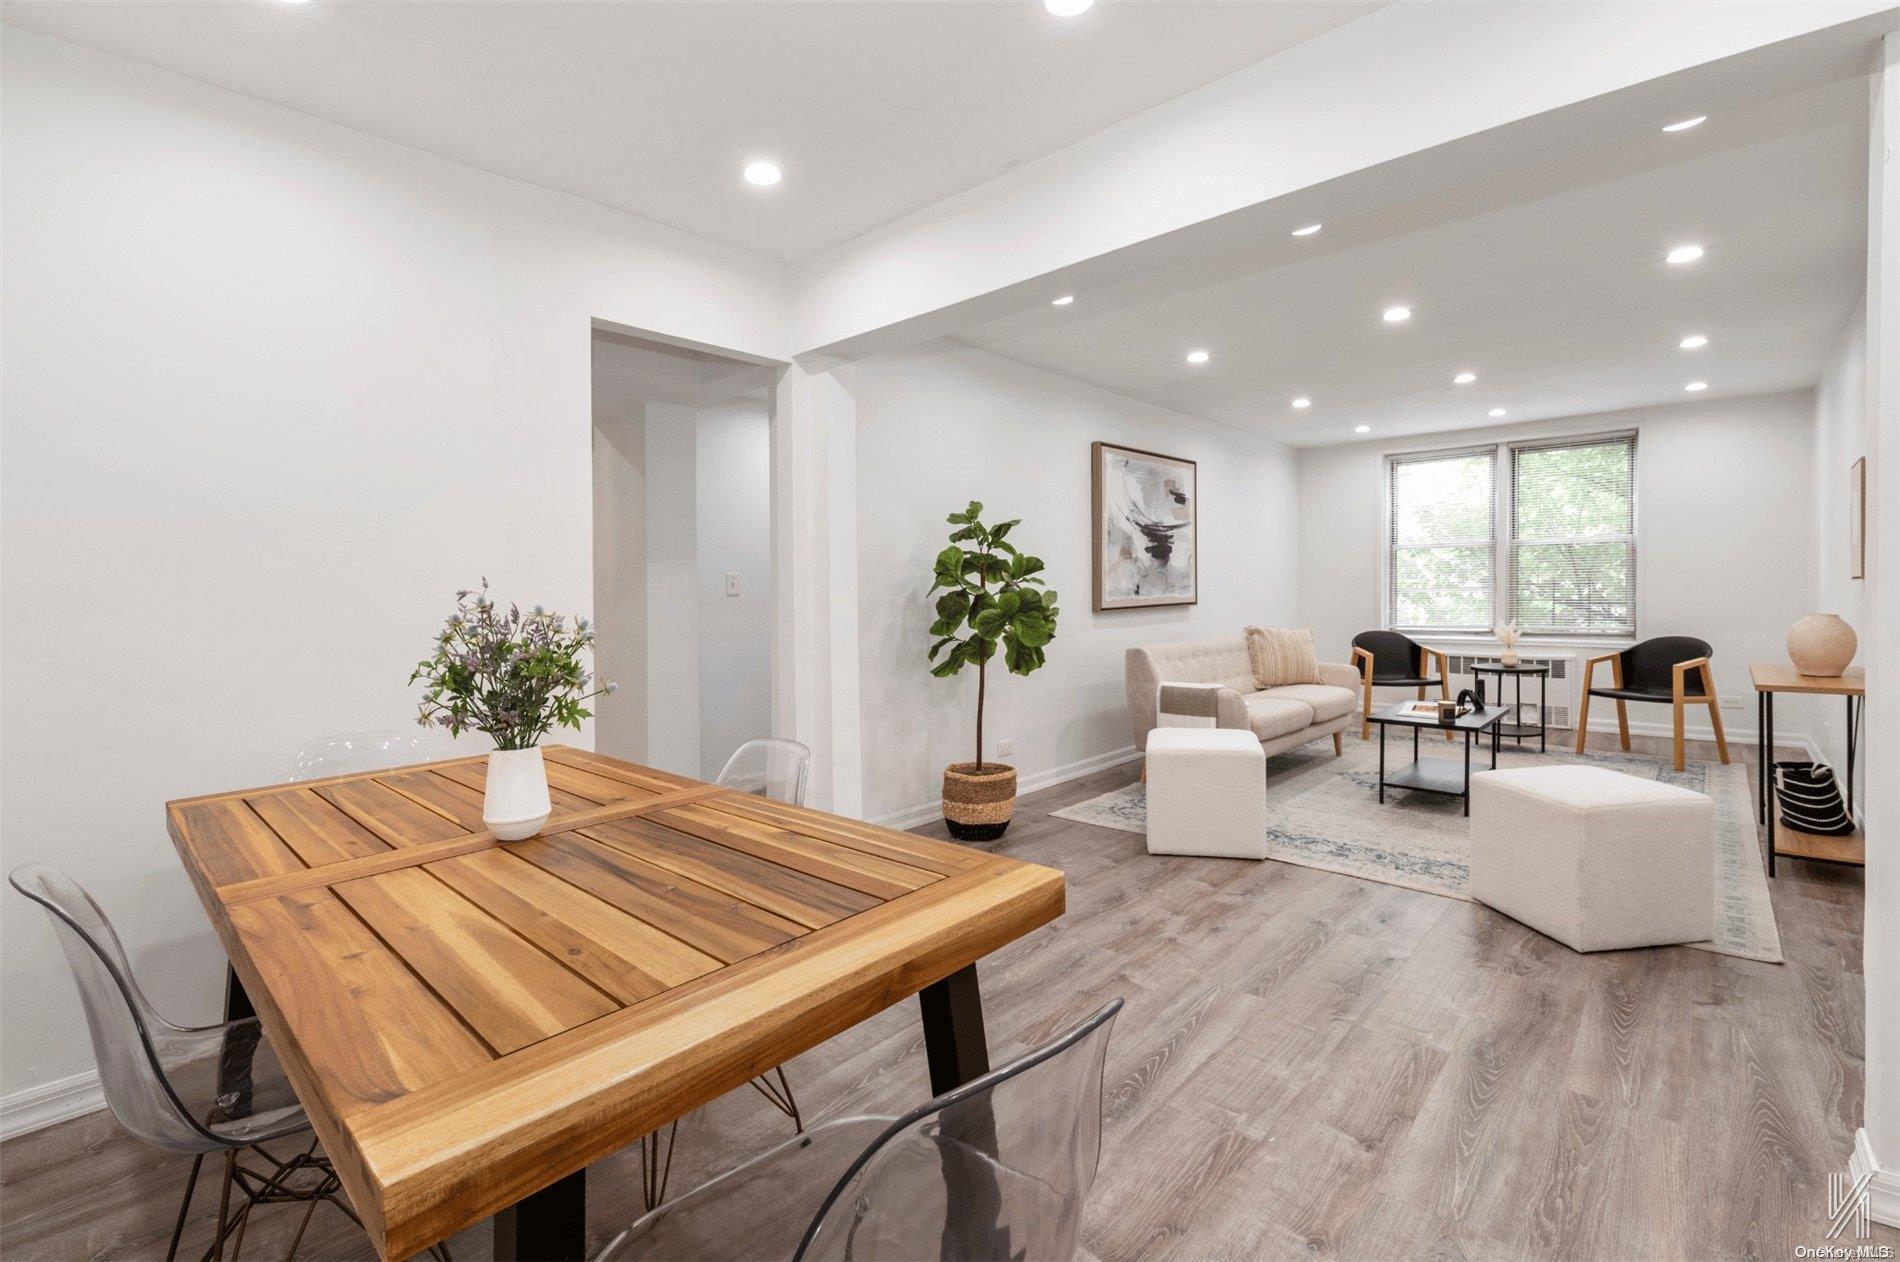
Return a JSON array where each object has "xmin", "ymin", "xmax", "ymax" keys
[
  {"xmin": 1368, "ymin": 702, "xmax": 1510, "ymax": 816},
  {"xmin": 1469, "ymin": 661, "xmax": 1550, "ymax": 751}
]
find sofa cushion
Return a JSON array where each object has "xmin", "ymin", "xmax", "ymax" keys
[
  {"xmin": 1261, "ymin": 683, "xmax": 1355, "ymax": 724},
  {"xmin": 1243, "ymin": 693, "xmax": 1315, "ymax": 740},
  {"xmin": 1244, "ymin": 626, "xmax": 1322, "ymax": 688}
]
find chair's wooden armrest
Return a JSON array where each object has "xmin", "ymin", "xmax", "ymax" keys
[
  {"xmin": 1350, "ymin": 646, "xmax": 1374, "ymax": 682},
  {"xmin": 1583, "ymin": 651, "xmax": 1622, "ymax": 667},
  {"xmin": 1672, "ymin": 656, "xmax": 1712, "ymax": 701}
]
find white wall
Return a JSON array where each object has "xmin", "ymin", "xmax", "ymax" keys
[
  {"xmin": 1295, "ymin": 391, "xmax": 1818, "ymax": 742},
  {"xmin": 592, "ymin": 410, "xmax": 648, "ymax": 762},
  {"xmin": 643, "ymin": 403, "xmax": 703, "ymax": 775},
  {"xmin": 695, "ymin": 402, "xmax": 774, "ymax": 777},
  {"xmin": 1808, "ymin": 304, "xmax": 1871, "ymax": 783},
  {"xmin": 851, "ymin": 342, "xmax": 1299, "ymax": 823},
  {"xmin": 0, "ymin": 31, "xmax": 787, "ymax": 1117}
]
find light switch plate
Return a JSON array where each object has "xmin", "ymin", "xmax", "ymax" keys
[{"xmin": 725, "ymin": 572, "xmax": 739, "ymax": 596}]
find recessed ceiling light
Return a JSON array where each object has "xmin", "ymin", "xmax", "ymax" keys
[
  {"xmin": 1051, "ymin": 295, "xmax": 1074, "ymax": 306},
  {"xmin": 1044, "ymin": 0, "xmax": 1094, "ymax": 14},
  {"xmin": 1488, "ymin": 408, "xmax": 1507, "ymax": 418},
  {"xmin": 1291, "ymin": 223, "xmax": 1323, "ymax": 237},
  {"xmin": 1354, "ymin": 425, "xmax": 1372, "ymax": 434},
  {"xmin": 1453, "ymin": 372, "xmax": 1477, "ymax": 385},
  {"xmin": 743, "ymin": 160, "xmax": 782, "ymax": 187},
  {"xmin": 1679, "ymin": 334, "xmax": 1708, "ymax": 349},
  {"xmin": 1662, "ymin": 115, "xmax": 1707, "ymax": 133},
  {"xmin": 1666, "ymin": 244, "xmax": 1704, "ymax": 265},
  {"xmin": 1291, "ymin": 397, "xmax": 1311, "ymax": 409},
  {"xmin": 1382, "ymin": 306, "xmax": 1411, "ymax": 323},
  {"xmin": 1186, "ymin": 349, "xmax": 1210, "ymax": 365},
  {"xmin": 1685, "ymin": 381, "xmax": 1708, "ymax": 392}
]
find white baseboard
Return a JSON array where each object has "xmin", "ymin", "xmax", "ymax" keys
[
  {"xmin": 0, "ymin": 1068, "xmax": 104, "ymax": 1141},
  {"xmin": 1853, "ymin": 1128, "xmax": 1900, "ymax": 1228},
  {"xmin": 871, "ymin": 745, "xmax": 1141, "ymax": 830},
  {"xmin": 1571, "ymin": 715, "xmax": 1815, "ymax": 757}
]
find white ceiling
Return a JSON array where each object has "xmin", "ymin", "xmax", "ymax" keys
[
  {"xmin": 0, "ymin": 0, "xmax": 1386, "ymax": 262},
  {"xmin": 953, "ymin": 77, "xmax": 1869, "ymax": 446}
]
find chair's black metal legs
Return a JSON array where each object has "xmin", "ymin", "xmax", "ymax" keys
[
  {"xmin": 167, "ymin": 1153, "xmax": 208, "ymax": 1262},
  {"xmin": 745, "ymin": 1065, "xmax": 803, "ymax": 1133},
  {"xmin": 639, "ymin": 1122, "xmax": 678, "ymax": 1212},
  {"xmin": 184, "ymin": 1139, "xmax": 359, "ymax": 1262}
]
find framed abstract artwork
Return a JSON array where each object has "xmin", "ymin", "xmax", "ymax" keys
[
  {"xmin": 1092, "ymin": 441, "xmax": 1197, "ymax": 610},
  {"xmin": 1851, "ymin": 456, "xmax": 1866, "ymax": 580}
]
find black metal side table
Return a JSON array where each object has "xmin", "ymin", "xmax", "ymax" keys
[{"xmin": 1470, "ymin": 661, "xmax": 1549, "ymax": 752}]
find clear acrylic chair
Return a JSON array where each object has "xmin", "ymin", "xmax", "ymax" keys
[
  {"xmin": 8, "ymin": 864, "xmax": 374, "ymax": 1262},
  {"xmin": 598, "ymin": 999, "xmax": 1122, "ymax": 1261},
  {"xmin": 636, "ymin": 738, "xmax": 815, "ymax": 1210},
  {"xmin": 288, "ymin": 730, "xmax": 424, "ymax": 782},
  {"xmin": 713, "ymin": 737, "xmax": 811, "ymax": 807}
]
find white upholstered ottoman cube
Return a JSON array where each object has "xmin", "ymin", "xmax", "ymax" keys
[
  {"xmin": 1145, "ymin": 727, "xmax": 1268, "ymax": 859},
  {"xmin": 1469, "ymin": 766, "xmax": 1713, "ymax": 952}
]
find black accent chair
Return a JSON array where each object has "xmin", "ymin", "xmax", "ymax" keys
[
  {"xmin": 1350, "ymin": 630, "xmax": 1451, "ymax": 741},
  {"xmin": 1576, "ymin": 635, "xmax": 1730, "ymax": 771}
]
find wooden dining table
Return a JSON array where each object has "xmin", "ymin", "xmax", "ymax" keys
[{"xmin": 165, "ymin": 745, "xmax": 1065, "ymax": 1260}]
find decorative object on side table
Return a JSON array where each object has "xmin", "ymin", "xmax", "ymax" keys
[
  {"xmin": 1091, "ymin": 441, "xmax": 1196, "ymax": 610},
  {"xmin": 411, "ymin": 579, "xmax": 615, "ymax": 840},
  {"xmin": 1786, "ymin": 612, "xmax": 1857, "ymax": 677},
  {"xmin": 1494, "ymin": 621, "xmax": 1522, "ymax": 667},
  {"xmin": 928, "ymin": 501, "xmax": 1059, "ymax": 840}
]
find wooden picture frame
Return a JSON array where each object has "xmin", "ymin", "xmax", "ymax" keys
[
  {"xmin": 1091, "ymin": 441, "xmax": 1198, "ymax": 611},
  {"xmin": 1851, "ymin": 456, "xmax": 1866, "ymax": 580}
]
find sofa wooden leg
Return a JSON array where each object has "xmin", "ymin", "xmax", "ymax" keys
[
  {"xmin": 1139, "ymin": 758, "xmax": 1147, "ymax": 784},
  {"xmin": 1332, "ymin": 731, "xmax": 1343, "ymax": 757}
]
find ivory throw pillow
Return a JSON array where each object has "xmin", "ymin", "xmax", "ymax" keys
[{"xmin": 1244, "ymin": 626, "xmax": 1322, "ymax": 689}]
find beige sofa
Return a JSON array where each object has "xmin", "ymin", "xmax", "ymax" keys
[{"xmin": 1126, "ymin": 636, "xmax": 1361, "ymax": 761}]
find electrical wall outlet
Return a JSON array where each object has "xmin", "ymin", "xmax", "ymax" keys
[
  {"xmin": 725, "ymin": 571, "xmax": 740, "ymax": 596},
  {"xmin": 996, "ymin": 738, "xmax": 1015, "ymax": 758},
  {"xmin": 1719, "ymin": 695, "xmax": 1743, "ymax": 711}
]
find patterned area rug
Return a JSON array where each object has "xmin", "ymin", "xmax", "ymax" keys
[{"xmin": 1052, "ymin": 738, "xmax": 1782, "ymax": 963}]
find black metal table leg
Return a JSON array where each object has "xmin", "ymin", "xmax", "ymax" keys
[
  {"xmin": 1766, "ymin": 690, "xmax": 1776, "ymax": 879},
  {"xmin": 218, "ymin": 966, "xmax": 257, "ymax": 1117},
  {"xmin": 1463, "ymin": 730, "xmax": 1472, "ymax": 816},
  {"xmin": 1540, "ymin": 671, "xmax": 1547, "ymax": 752},
  {"xmin": 1756, "ymin": 690, "xmax": 1767, "ymax": 827},
  {"xmin": 1515, "ymin": 673, "xmax": 1524, "ymax": 746},
  {"xmin": 494, "ymin": 1169, "xmax": 587, "ymax": 1262},
  {"xmin": 1378, "ymin": 723, "xmax": 1386, "ymax": 803},
  {"xmin": 919, "ymin": 964, "xmax": 990, "ymax": 1094},
  {"xmin": 1846, "ymin": 695, "xmax": 1858, "ymax": 817},
  {"xmin": 919, "ymin": 965, "xmax": 1003, "ymax": 1258}
]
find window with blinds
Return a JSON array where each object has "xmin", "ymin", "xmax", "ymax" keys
[
  {"xmin": 1386, "ymin": 447, "xmax": 1497, "ymax": 632},
  {"xmin": 1508, "ymin": 434, "xmax": 1637, "ymax": 635}
]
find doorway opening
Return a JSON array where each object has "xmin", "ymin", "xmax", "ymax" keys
[{"xmin": 590, "ymin": 326, "xmax": 777, "ymax": 779}]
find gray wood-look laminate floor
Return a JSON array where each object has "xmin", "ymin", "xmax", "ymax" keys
[{"xmin": 3, "ymin": 731, "xmax": 1890, "ymax": 1261}]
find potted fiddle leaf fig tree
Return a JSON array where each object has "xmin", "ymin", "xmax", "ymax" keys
[{"xmin": 927, "ymin": 501, "xmax": 1059, "ymax": 840}]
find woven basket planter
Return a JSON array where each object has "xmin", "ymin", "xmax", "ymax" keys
[{"xmin": 942, "ymin": 761, "xmax": 1016, "ymax": 842}]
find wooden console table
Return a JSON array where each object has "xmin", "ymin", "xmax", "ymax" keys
[{"xmin": 1750, "ymin": 663, "xmax": 1864, "ymax": 878}]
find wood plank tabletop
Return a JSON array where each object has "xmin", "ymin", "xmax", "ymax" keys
[
  {"xmin": 1749, "ymin": 662, "xmax": 1866, "ymax": 695},
  {"xmin": 166, "ymin": 746, "xmax": 1065, "ymax": 1260}
]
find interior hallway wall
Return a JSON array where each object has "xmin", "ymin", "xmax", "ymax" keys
[
  {"xmin": 851, "ymin": 341, "xmax": 1300, "ymax": 824},
  {"xmin": 695, "ymin": 402, "xmax": 774, "ymax": 778},
  {"xmin": 0, "ymin": 30, "xmax": 786, "ymax": 1122},
  {"xmin": 1294, "ymin": 391, "xmax": 1819, "ymax": 743}
]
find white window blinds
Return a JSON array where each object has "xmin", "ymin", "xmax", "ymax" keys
[
  {"xmin": 1386, "ymin": 447, "xmax": 1497, "ymax": 633},
  {"xmin": 1508, "ymin": 434, "xmax": 1637, "ymax": 635}
]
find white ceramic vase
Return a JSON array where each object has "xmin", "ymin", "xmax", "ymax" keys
[
  {"xmin": 1787, "ymin": 613, "xmax": 1858, "ymax": 677},
  {"xmin": 483, "ymin": 747, "xmax": 551, "ymax": 840}
]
